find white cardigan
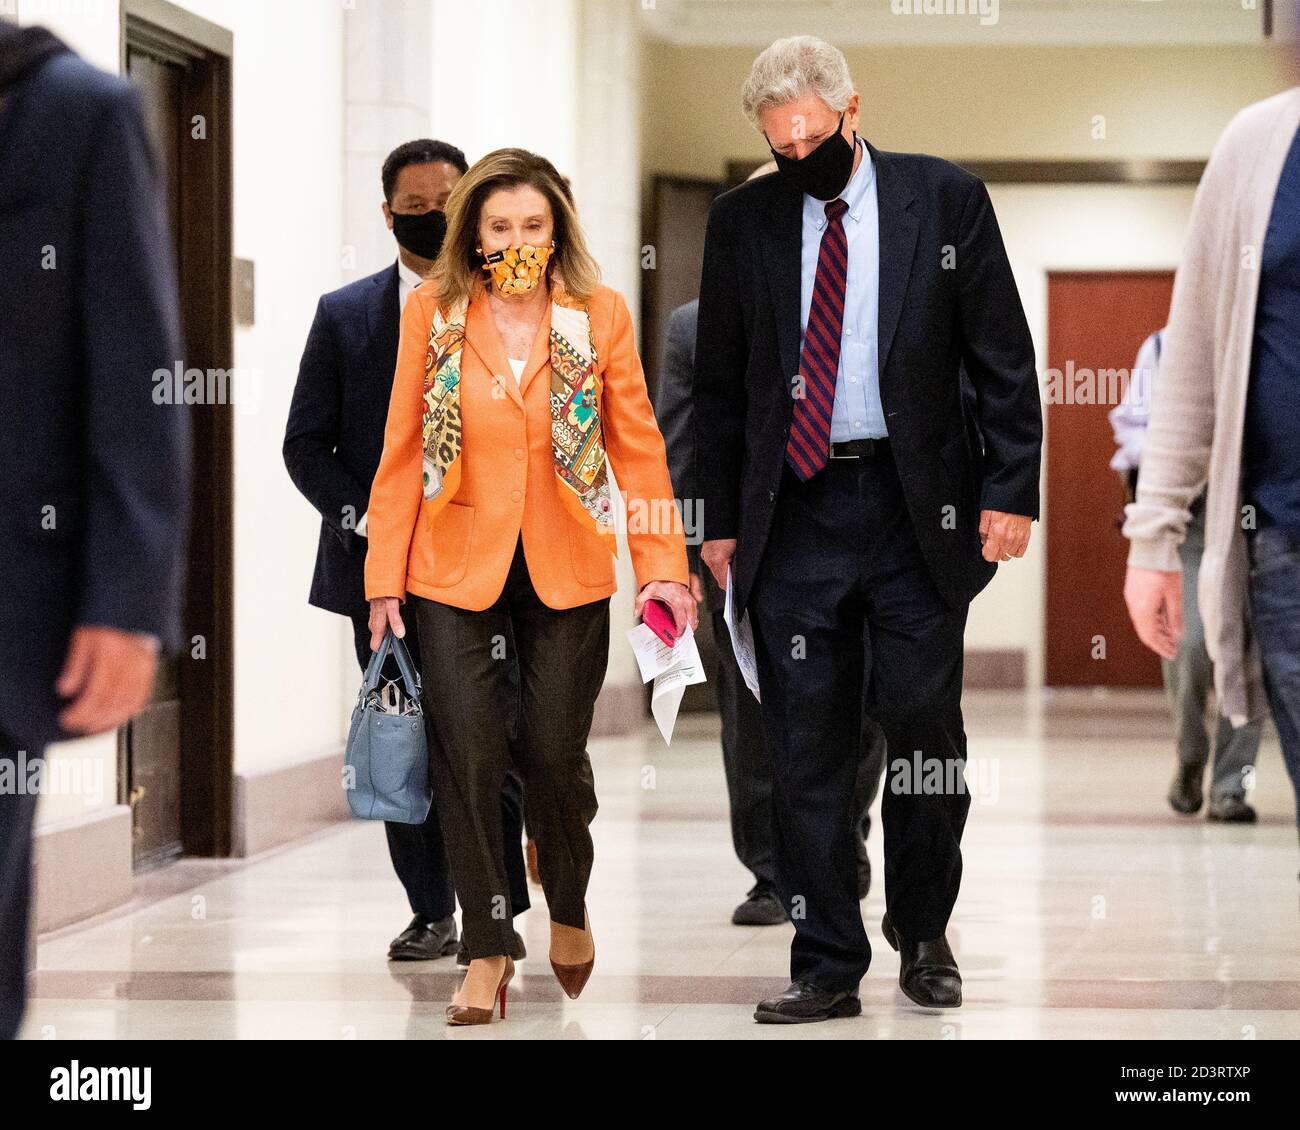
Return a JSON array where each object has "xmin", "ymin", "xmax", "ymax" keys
[{"xmin": 1124, "ymin": 87, "xmax": 1300, "ymax": 727}]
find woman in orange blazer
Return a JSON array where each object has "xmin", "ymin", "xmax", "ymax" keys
[{"xmin": 365, "ymin": 148, "xmax": 695, "ymax": 1025}]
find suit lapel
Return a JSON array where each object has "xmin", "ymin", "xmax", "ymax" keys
[
  {"xmin": 870, "ymin": 143, "xmax": 919, "ymax": 380},
  {"xmin": 758, "ymin": 179, "xmax": 805, "ymax": 391},
  {"xmin": 365, "ymin": 263, "xmax": 401, "ymax": 377},
  {"xmin": 465, "ymin": 296, "xmax": 525, "ymax": 410}
]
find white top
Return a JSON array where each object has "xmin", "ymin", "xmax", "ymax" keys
[
  {"xmin": 508, "ymin": 357, "xmax": 526, "ymax": 384},
  {"xmin": 1108, "ymin": 328, "xmax": 1163, "ymax": 473}
]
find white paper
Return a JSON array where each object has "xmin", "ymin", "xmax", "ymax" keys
[
  {"xmin": 625, "ymin": 622, "xmax": 706, "ymax": 745},
  {"xmin": 723, "ymin": 566, "xmax": 761, "ymax": 702}
]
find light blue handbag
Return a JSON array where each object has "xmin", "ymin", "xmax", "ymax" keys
[{"xmin": 344, "ymin": 629, "xmax": 432, "ymax": 824}]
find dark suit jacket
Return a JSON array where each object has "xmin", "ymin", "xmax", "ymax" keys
[
  {"xmin": 694, "ymin": 144, "xmax": 1042, "ymax": 614},
  {"xmin": 654, "ymin": 299, "xmax": 704, "ymax": 578},
  {"xmin": 0, "ymin": 45, "xmax": 190, "ymax": 749},
  {"xmin": 283, "ymin": 264, "xmax": 401, "ymax": 617}
]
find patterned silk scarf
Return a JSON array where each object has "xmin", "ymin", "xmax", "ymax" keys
[{"xmin": 418, "ymin": 282, "xmax": 614, "ymax": 538}]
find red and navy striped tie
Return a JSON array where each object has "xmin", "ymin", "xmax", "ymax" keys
[{"xmin": 787, "ymin": 197, "xmax": 849, "ymax": 480}]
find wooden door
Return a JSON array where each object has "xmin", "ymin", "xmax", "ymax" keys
[
  {"xmin": 122, "ymin": 7, "xmax": 234, "ymax": 864},
  {"xmin": 1045, "ymin": 271, "xmax": 1172, "ymax": 688}
]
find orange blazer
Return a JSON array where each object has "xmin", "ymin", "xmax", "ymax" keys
[{"xmin": 364, "ymin": 281, "xmax": 688, "ymax": 611}]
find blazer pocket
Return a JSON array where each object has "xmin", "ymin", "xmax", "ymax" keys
[
  {"xmin": 411, "ymin": 501, "xmax": 475, "ymax": 588},
  {"xmin": 568, "ymin": 518, "xmax": 615, "ymax": 588}
]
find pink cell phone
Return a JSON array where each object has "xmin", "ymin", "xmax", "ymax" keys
[{"xmin": 642, "ymin": 598, "xmax": 678, "ymax": 646}]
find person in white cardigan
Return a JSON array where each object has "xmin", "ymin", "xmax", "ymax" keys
[
  {"xmin": 1123, "ymin": 86, "xmax": 1300, "ymax": 871},
  {"xmin": 1111, "ymin": 329, "xmax": 1262, "ymax": 821}
]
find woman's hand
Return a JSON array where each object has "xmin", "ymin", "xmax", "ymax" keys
[
  {"xmin": 635, "ymin": 580, "xmax": 698, "ymax": 637},
  {"xmin": 368, "ymin": 596, "xmax": 407, "ymax": 653}
]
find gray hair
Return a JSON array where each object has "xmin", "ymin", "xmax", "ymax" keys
[{"xmin": 740, "ymin": 36, "xmax": 854, "ymax": 128}]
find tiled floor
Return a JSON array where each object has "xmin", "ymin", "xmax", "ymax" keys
[{"xmin": 23, "ymin": 689, "xmax": 1300, "ymax": 1039}]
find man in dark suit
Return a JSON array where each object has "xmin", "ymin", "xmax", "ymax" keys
[
  {"xmin": 0, "ymin": 23, "xmax": 191, "ymax": 1039},
  {"xmin": 283, "ymin": 140, "xmax": 528, "ymax": 963},
  {"xmin": 694, "ymin": 36, "xmax": 1042, "ymax": 1023},
  {"xmin": 656, "ymin": 295, "xmax": 885, "ymax": 927}
]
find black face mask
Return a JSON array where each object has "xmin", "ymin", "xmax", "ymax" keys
[
  {"xmin": 768, "ymin": 112, "xmax": 856, "ymax": 200},
  {"xmin": 390, "ymin": 208, "xmax": 447, "ymax": 260}
]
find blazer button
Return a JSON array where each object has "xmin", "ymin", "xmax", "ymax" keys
[
  {"xmin": 768, "ymin": 490, "xmax": 776, "ymax": 502},
  {"xmin": 515, "ymin": 447, "xmax": 525, "ymax": 461},
  {"xmin": 511, "ymin": 489, "xmax": 522, "ymax": 503}
]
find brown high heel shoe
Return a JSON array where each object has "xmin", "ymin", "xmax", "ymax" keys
[
  {"xmin": 446, "ymin": 956, "xmax": 514, "ymax": 1026},
  {"xmin": 550, "ymin": 954, "xmax": 595, "ymax": 1000},
  {"xmin": 550, "ymin": 915, "xmax": 595, "ymax": 1000}
]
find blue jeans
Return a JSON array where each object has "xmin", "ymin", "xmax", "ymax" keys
[{"xmin": 1247, "ymin": 526, "xmax": 1300, "ymax": 825}]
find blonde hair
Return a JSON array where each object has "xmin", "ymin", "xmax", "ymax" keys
[
  {"xmin": 741, "ymin": 36, "xmax": 854, "ymax": 128},
  {"xmin": 430, "ymin": 147, "xmax": 600, "ymax": 307}
]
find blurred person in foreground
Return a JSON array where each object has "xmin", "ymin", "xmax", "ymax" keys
[
  {"xmin": 1123, "ymin": 85, "xmax": 1300, "ymax": 872},
  {"xmin": 364, "ymin": 148, "xmax": 694, "ymax": 1024},
  {"xmin": 284, "ymin": 139, "xmax": 530, "ymax": 965},
  {"xmin": 1110, "ymin": 329, "xmax": 1261, "ymax": 821},
  {"xmin": 694, "ymin": 36, "xmax": 1042, "ymax": 1023},
  {"xmin": 0, "ymin": 21, "xmax": 189, "ymax": 1038}
]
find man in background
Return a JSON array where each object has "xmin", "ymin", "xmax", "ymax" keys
[
  {"xmin": 1110, "ymin": 328, "xmax": 1260, "ymax": 821},
  {"xmin": 283, "ymin": 140, "xmax": 528, "ymax": 963},
  {"xmin": 0, "ymin": 22, "xmax": 191, "ymax": 1038}
]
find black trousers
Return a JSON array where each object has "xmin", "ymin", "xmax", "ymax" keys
[
  {"xmin": 707, "ymin": 587, "xmax": 885, "ymax": 891},
  {"xmin": 0, "ymin": 730, "xmax": 39, "ymax": 1040},
  {"xmin": 350, "ymin": 614, "xmax": 529, "ymax": 925},
  {"xmin": 413, "ymin": 538, "xmax": 609, "ymax": 959},
  {"xmin": 748, "ymin": 447, "xmax": 970, "ymax": 991}
]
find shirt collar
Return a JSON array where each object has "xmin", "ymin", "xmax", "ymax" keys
[
  {"xmin": 804, "ymin": 136, "xmax": 874, "ymax": 229},
  {"xmin": 397, "ymin": 258, "xmax": 423, "ymax": 293}
]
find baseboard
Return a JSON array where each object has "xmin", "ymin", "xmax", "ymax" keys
[
  {"xmin": 33, "ymin": 805, "xmax": 133, "ymax": 933},
  {"xmin": 964, "ymin": 648, "xmax": 1027, "ymax": 689},
  {"xmin": 233, "ymin": 750, "xmax": 351, "ymax": 857}
]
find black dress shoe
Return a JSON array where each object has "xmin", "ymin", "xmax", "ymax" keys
[
  {"xmin": 732, "ymin": 886, "xmax": 787, "ymax": 926},
  {"xmin": 881, "ymin": 912, "xmax": 962, "ymax": 1008},
  {"xmin": 1207, "ymin": 796, "xmax": 1257, "ymax": 823},
  {"xmin": 754, "ymin": 981, "xmax": 862, "ymax": 1024},
  {"xmin": 388, "ymin": 915, "xmax": 458, "ymax": 961},
  {"xmin": 1167, "ymin": 765, "xmax": 1204, "ymax": 815},
  {"xmin": 456, "ymin": 930, "xmax": 527, "ymax": 967}
]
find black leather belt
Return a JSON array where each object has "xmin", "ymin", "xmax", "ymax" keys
[{"xmin": 828, "ymin": 437, "xmax": 889, "ymax": 460}]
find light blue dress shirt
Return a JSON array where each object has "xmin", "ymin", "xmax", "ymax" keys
[{"xmin": 798, "ymin": 136, "xmax": 885, "ymax": 441}]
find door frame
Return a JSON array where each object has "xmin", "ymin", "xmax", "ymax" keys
[{"xmin": 120, "ymin": 0, "xmax": 234, "ymax": 857}]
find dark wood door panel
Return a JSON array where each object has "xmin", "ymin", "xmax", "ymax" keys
[{"xmin": 1045, "ymin": 271, "xmax": 1172, "ymax": 688}]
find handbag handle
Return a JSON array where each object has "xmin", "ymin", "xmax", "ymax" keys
[{"xmin": 360, "ymin": 627, "xmax": 421, "ymax": 702}]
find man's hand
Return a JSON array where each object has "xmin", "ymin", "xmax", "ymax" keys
[
  {"xmin": 979, "ymin": 510, "xmax": 1031, "ymax": 562},
  {"xmin": 1124, "ymin": 566, "xmax": 1183, "ymax": 660},
  {"xmin": 368, "ymin": 596, "xmax": 406, "ymax": 653},
  {"xmin": 56, "ymin": 627, "xmax": 159, "ymax": 735},
  {"xmin": 701, "ymin": 538, "xmax": 737, "ymax": 590}
]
